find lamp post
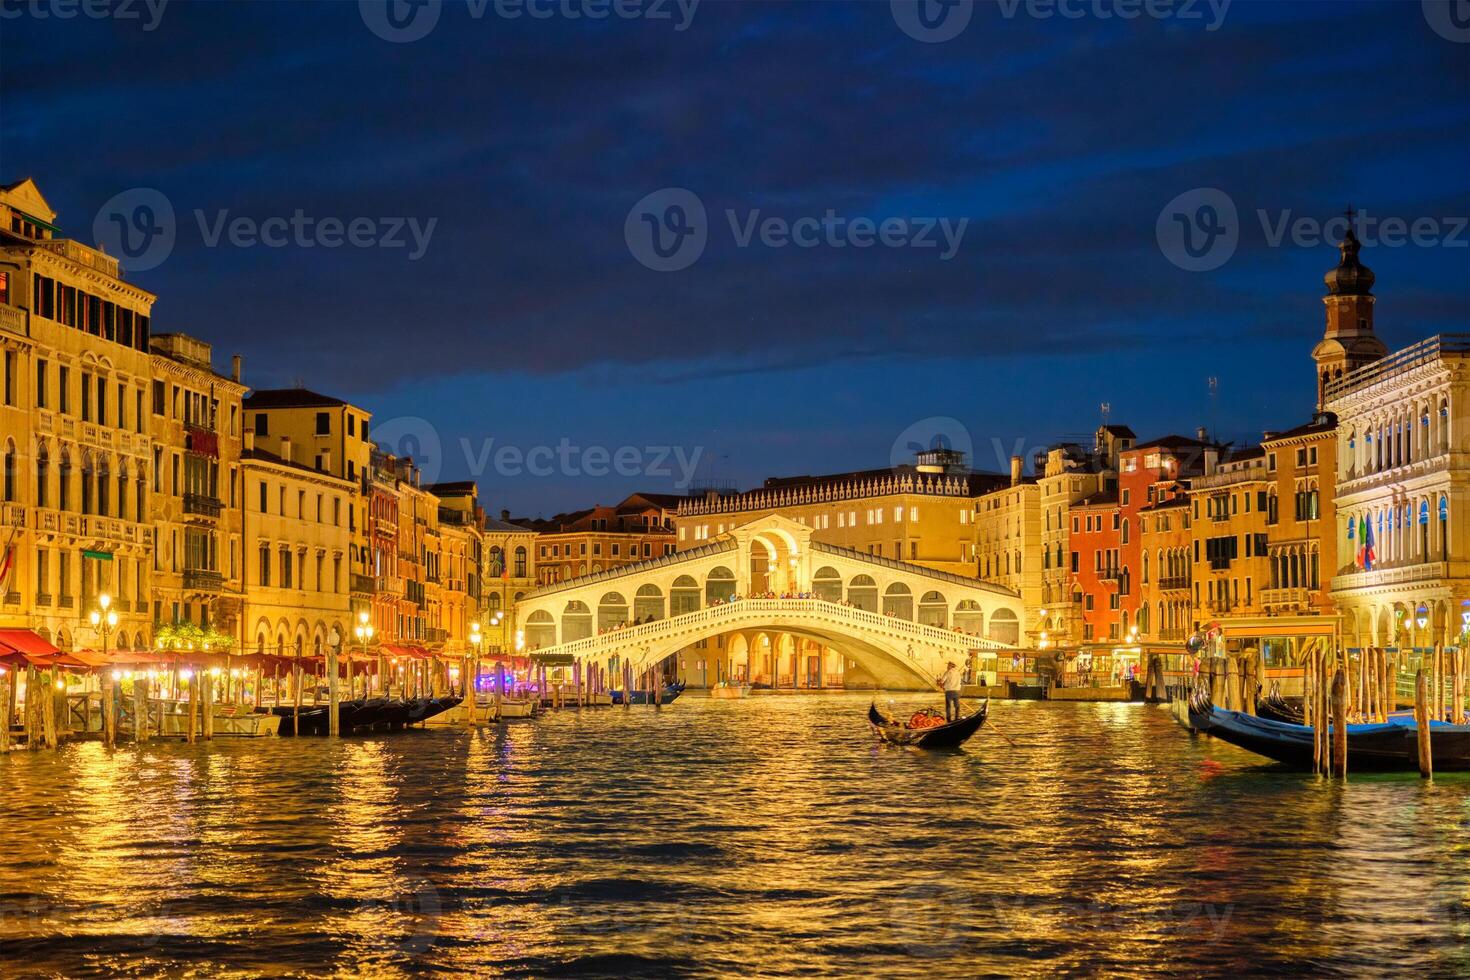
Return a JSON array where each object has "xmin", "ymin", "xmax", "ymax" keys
[
  {"xmin": 89, "ymin": 593, "xmax": 118, "ymax": 664},
  {"xmin": 1415, "ymin": 604, "xmax": 1430, "ymax": 648},
  {"xmin": 354, "ymin": 610, "xmax": 374, "ymax": 698},
  {"xmin": 469, "ymin": 619, "xmax": 482, "ymax": 703}
]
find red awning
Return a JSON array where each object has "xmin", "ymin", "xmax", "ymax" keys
[{"xmin": 0, "ymin": 628, "xmax": 62, "ymax": 658}]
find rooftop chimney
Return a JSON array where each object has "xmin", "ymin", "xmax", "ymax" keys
[
  {"xmin": 1196, "ymin": 426, "xmax": 1208, "ymax": 442},
  {"xmin": 243, "ymin": 428, "xmax": 255, "ymax": 452},
  {"xmin": 501, "ymin": 509, "xmax": 510, "ymax": 522},
  {"xmin": 231, "ymin": 354, "xmax": 242, "ymax": 383},
  {"xmin": 1010, "ymin": 455, "xmax": 1023, "ymax": 487},
  {"xmin": 280, "ymin": 437, "xmax": 292, "ymax": 463}
]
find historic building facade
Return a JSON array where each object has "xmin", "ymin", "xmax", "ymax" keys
[
  {"xmin": 239, "ymin": 433, "xmax": 354, "ymax": 657},
  {"xmin": 1327, "ymin": 336, "xmax": 1470, "ymax": 649},
  {"xmin": 676, "ymin": 451, "xmax": 1007, "ymax": 579},
  {"xmin": 972, "ymin": 456, "xmax": 1041, "ymax": 634},
  {"xmin": 530, "ymin": 492, "xmax": 680, "ymax": 585},
  {"xmin": 0, "ymin": 178, "xmax": 156, "ymax": 653},
  {"xmin": 148, "ymin": 333, "xmax": 247, "ymax": 637}
]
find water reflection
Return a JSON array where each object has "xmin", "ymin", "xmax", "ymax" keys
[{"xmin": 2, "ymin": 696, "xmax": 1469, "ymax": 976}]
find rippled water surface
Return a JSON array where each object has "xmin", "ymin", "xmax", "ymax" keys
[{"xmin": 3, "ymin": 694, "xmax": 1469, "ymax": 978}]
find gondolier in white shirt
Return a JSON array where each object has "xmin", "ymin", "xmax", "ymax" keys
[{"xmin": 938, "ymin": 661, "xmax": 962, "ymax": 721}]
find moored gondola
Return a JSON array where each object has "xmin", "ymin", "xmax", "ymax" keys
[
  {"xmin": 1255, "ymin": 686, "xmax": 1304, "ymax": 725},
  {"xmin": 868, "ymin": 700, "xmax": 988, "ymax": 749},
  {"xmin": 610, "ymin": 682, "xmax": 685, "ymax": 706},
  {"xmin": 1194, "ymin": 698, "xmax": 1470, "ymax": 771}
]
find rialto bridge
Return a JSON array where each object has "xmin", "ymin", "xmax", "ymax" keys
[{"xmin": 512, "ymin": 516, "xmax": 1021, "ymax": 690}]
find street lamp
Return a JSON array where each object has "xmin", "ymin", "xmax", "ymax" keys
[
  {"xmin": 469, "ymin": 620, "xmax": 482, "ymax": 698},
  {"xmin": 354, "ymin": 610, "xmax": 374, "ymax": 697},
  {"xmin": 89, "ymin": 593, "xmax": 118, "ymax": 666},
  {"xmin": 1415, "ymin": 604, "xmax": 1430, "ymax": 633}
]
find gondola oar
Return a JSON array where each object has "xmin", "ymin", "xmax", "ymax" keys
[{"xmin": 970, "ymin": 702, "xmax": 1017, "ymax": 747}]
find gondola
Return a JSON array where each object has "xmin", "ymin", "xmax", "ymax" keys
[
  {"xmin": 610, "ymin": 682, "xmax": 686, "ymax": 706},
  {"xmin": 1255, "ymin": 687, "xmax": 1304, "ymax": 725},
  {"xmin": 1193, "ymin": 699, "xmax": 1470, "ymax": 771},
  {"xmin": 868, "ymin": 700, "xmax": 988, "ymax": 749}
]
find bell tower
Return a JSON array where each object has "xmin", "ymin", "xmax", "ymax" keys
[{"xmin": 1311, "ymin": 212, "xmax": 1387, "ymax": 409}]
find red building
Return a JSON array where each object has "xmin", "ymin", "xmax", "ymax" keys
[
  {"xmin": 1117, "ymin": 433, "xmax": 1220, "ymax": 635},
  {"xmin": 1070, "ymin": 492, "xmax": 1121, "ymax": 643}
]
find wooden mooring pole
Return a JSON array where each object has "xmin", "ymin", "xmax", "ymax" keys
[
  {"xmin": 1331, "ymin": 668, "xmax": 1348, "ymax": 779},
  {"xmin": 202, "ymin": 670, "xmax": 214, "ymax": 741},
  {"xmin": 102, "ymin": 672, "xmax": 116, "ymax": 749},
  {"xmin": 1415, "ymin": 669, "xmax": 1433, "ymax": 778},
  {"xmin": 0, "ymin": 670, "xmax": 10, "ymax": 752}
]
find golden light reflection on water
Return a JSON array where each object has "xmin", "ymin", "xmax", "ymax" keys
[{"xmin": 2, "ymin": 697, "xmax": 1469, "ymax": 977}]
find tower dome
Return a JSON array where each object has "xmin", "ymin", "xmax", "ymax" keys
[{"xmin": 1323, "ymin": 225, "xmax": 1375, "ymax": 297}]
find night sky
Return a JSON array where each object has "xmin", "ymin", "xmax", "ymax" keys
[{"xmin": 2, "ymin": 0, "xmax": 1467, "ymax": 516}]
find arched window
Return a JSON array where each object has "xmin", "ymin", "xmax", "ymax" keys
[
  {"xmin": 2, "ymin": 440, "xmax": 14, "ymax": 502},
  {"xmin": 1121, "ymin": 518, "xmax": 1130, "ymax": 545},
  {"xmin": 514, "ymin": 546, "xmax": 527, "ymax": 577},
  {"xmin": 34, "ymin": 443, "xmax": 48, "ymax": 507}
]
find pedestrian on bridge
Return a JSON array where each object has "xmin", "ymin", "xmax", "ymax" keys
[{"xmin": 938, "ymin": 661, "xmax": 962, "ymax": 721}]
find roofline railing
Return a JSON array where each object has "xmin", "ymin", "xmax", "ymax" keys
[
  {"xmin": 1324, "ymin": 334, "xmax": 1470, "ymax": 402},
  {"xmin": 519, "ymin": 538, "xmax": 737, "ymax": 601}
]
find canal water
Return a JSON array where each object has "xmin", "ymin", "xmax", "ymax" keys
[{"xmin": 2, "ymin": 694, "xmax": 1468, "ymax": 978}]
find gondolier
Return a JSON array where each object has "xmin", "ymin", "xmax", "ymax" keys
[{"xmin": 938, "ymin": 661, "xmax": 962, "ymax": 721}]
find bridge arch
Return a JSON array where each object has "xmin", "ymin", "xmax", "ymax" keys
[
  {"xmin": 671, "ymin": 575, "xmax": 701, "ymax": 615},
  {"xmin": 563, "ymin": 600, "xmax": 593, "ymax": 641},
  {"xmin": 955, "ymin": 599, "xmax": 984, "ymax": 635},
  {"xmin": 813, "ymin": 565, "xmax": 842, "ymax": 602},
  {"xmin": 848, "ymin": 574, "xmax": 878, "ymax": 611},
  {"xmin": 706, "ymin": 566, "xmax": 736, "ymax": 604},
  {"xmin": 526, "ymin": 610, "xmax": 556, "ymax": 649},
  {"xmin": 989, "ymin": 607, "xmax": 1019, "ymax": 645},
  {"xmin": 918, "ymin": 590, "xmax": 948, "ymax": 627},
  {"xmin": 634, "ymin": 583, "xmax": 665, "ymax": 622},
  {"xmin": 883, "ymin": 582, "xmax": 914, "ymax": 620},
  {"xmin": 598, "ymin": 592, "xmax": 629, "ymax": 632}
]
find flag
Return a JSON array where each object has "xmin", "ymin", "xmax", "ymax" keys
[
  {"xmin": 0, "ymin": 528, "xmax": 14, "ymax": 594},
  {"xmin": 1356, "ymin": 515, "xmax": 1375, "ymax": 571}
]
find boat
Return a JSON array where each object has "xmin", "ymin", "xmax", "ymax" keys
[
  {"xmin": 496, "ymin": 699, "xmax": 539, "ymax": 719},
  {"xmin": 868, "ymin": 700, "xmax": 989, "ymax": 749},
  {"xmin": 1193, "ymin": 700, "xmax": 1470, "ymax": 771},
  {"xmin": 1256, "ymin": 687, "xmax": 1304, "ymax": 725},
  {"xmin": 708, "ymin": 681, "xmax": 751, "ymax": 700},
  {"xmin": 611, "ymin": 682, "xmax": 686, "ymax": 706}
]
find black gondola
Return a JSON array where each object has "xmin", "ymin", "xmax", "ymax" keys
[
  {"xmin": 1256, "ymin": 687, "xmax": 1305, "ymax": 725},
  {"xmin": 1193, "ymin": 699, "xmax": 1470, "ymax": 771},
  {"xmin": 868, "ymin": 700, "xmax": 989, "ymax": 749}
]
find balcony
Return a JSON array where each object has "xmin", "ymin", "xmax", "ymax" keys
[
  {"xmin": 1, "ymin": 591, "xmax": 17, "ymax": 607},
  {"xmin": 35, "ymin": 592, "xmax": 52, "ymax": 607},
  {"xmin": 58, "ymin": 594, "xmax": 74, "ymax": 609},
  {"xmin": 183, "ymin": 493, "xmax": 223, "ymax": 519},
  {"xmin": 1, "ymin": 502, "xmax": 25, "ymax": 528},
  {"xmin": 424, "ymin": 627, "xmax": 449, "ymax": 645},
  {"xmin": 1332, "ymin": 561, "xmax": 1452, "ymax": 594},
  {"xmin": 1261, "ymin": 587, "xmax": 1312, "ymax": 609},
  {"xmin": 1157, "ymin": 576, "xmax": 1190, "ymax": 592},
  {"xmin": 351, "ymin": 572, "xmax": 376, "ymax": 595},
  {"xmin": 0, "ymin": 302, "xmax": 23, "ymax": 336},
  {"xmin": 183, "ymin": 568, "xmax": 224, "ymax": 592},
  {"xmin": 1097, "ymin": 568, "xmax": 1122, "ymax": 582}
]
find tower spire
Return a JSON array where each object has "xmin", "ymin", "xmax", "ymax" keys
[{"xmin": 1311, "ymin": 208, "xmax": 1386, "ymax": 410}]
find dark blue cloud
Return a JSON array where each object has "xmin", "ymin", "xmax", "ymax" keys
[{"xmin": 2, "ymin": 0, "xmax": 1466, "ymax": 515}]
